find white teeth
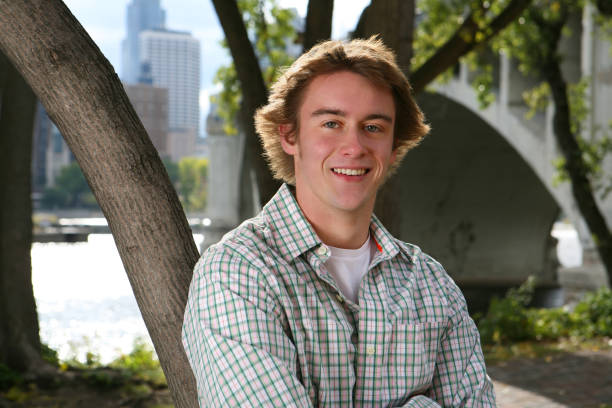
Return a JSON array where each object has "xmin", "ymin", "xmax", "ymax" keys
[{"xmin": 332, "ymin": 168, "xmax": 367, "ymax": 176}]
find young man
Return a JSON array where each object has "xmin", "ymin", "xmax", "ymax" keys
[{"xmin": 182, "ymin": 38, "xmax": 496, "ymax": 407}]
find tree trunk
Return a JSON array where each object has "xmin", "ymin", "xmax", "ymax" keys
[
  {"xmin": 0, "ymin": 2, "xmax": 198, "ymax": 406},
  {"xmin": 0, "ymin": 51, "xmax": 47, "ymax": 374},
  {"xmin": 352, "ymin": 0, "xmax": 416, "ymax": 237},
  {"xmin": 303, "ymin": 0, "xmax": 334, "ymax": 51},
  {"xmin": 211, "ymin": 0, "xmax": 280, "ymax": 211},
  {"xmin": 352, "ymin": 0, "xmax": 414, "ymax": 71},
  {"xmin": 539, "ymin": 15, "xmax": 612, "ymax": 282}
]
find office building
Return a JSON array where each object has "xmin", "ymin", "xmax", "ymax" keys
[
  {"xmin": 121, "ymin": 0, "xmax": 166, "ymax": 84},
  {"xmin": 140, "ymin": 28, "xmax": 200, "ymax": 160}
]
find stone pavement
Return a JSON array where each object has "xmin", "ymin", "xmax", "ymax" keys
[{"xmin": 489, "ymin": 348, "xmax": 612, "ymax": 407}]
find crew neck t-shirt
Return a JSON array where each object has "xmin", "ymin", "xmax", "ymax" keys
[{"xmin": 325, "ymin": 236, "xmax": 376, "ymax": 304}]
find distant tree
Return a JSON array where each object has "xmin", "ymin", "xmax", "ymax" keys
[
  {"xmin": 454, "ymin": 0, "xmax": 612, "ymax": 281},
  {"xmin": 178, "ymin": 157, "xmax": 208, "ymax": 212},
  {"xmin": 41, "ymin": 162, "xmax": 98, "ymax": 209},
  {"xmin": 520, "ymin": 0, "xmax": 612, "ymax": 280}
]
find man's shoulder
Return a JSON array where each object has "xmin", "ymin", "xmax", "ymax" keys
[
  {"xmin": 200, "ymin": 213, "xmax": 274, "ymax": 269},
  {"xmin": 391, "ymin": 238, "xmax": 468, "ymax": 315}
]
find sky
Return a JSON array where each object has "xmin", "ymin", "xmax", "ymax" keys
[{"xmin": 63, "ymin": 0, "xmax": 369, "ymax": 136}]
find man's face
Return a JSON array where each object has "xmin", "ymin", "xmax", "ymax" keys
[{"xmin": 280, "ymin": 70, "xmax": 397, "ymax": 220}]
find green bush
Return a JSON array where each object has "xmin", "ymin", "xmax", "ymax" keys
[
  {"xmin": 476, "ymin": 278, "xmax": 612, "ymax": 344},
  {"xmin": 527, "ymin": 307, "xmax": 572, "ymax": 340},
  {"xmin": 571, "ymin": 287, "xmax": 612, "ymax": 338},
  {"xmin": 476, "ymin": 276, "xmax": 536, "ymax": 344},
  {"xmin": 109, "ymin": 338, "xmax": 166, "ymax": 388},
  {"xmin": 0, "ymin": 364, "xmax": 22, "ymax": 391}
]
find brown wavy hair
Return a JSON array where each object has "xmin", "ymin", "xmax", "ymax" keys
[{"xmin": 254, "ymin": 36, "xmax": 430, "ymax": 184}]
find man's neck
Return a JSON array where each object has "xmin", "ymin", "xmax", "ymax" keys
[
  {"xmin": 294, "ymin": 193, "xmax": 374, "ymax": 250},
  {"xmin": 312, "ymin": 215, "xmax": 371, "ymax": 249}
]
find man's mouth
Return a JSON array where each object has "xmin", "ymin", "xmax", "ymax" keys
[{"xmin": 332, "ymin": 168, "xmax": 369, "ymax": 176}]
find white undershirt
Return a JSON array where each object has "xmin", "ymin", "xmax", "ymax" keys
[{"xmin": 325, "ymin": 236, "xmax": 376, "ymax": 304}]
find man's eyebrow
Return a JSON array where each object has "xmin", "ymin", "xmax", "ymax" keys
[
  {"xmin": 364, "ymin": 113, "xmax": 393, "ymax": 123},
  {"xmin": 311, "ymin": 109, "xmax": 393, "ymax": 123},
  {"xmin": 311, "ymin": 108, "xmax": 346, "ymax": 117}
]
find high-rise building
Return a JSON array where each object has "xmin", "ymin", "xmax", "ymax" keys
[
  {"xmin": 121, "ymin": 0, "xmax": 166, "ymax": 84},
  {"xmin": 140, "ymin": 28, "xmax": 200, "ymax": 160}
]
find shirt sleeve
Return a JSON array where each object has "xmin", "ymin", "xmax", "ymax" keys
[
  {"xmin": 428, "ymin": 303, "xmax": 497, "ymax": 407},
  {"xmin": 182, "ymin": 252, "xmax": 313, "ymax": 407}
]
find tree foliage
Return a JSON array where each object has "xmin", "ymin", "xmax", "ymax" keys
[{"xmin": 177, "ymin": 157, "xmax": 209, "ymax": 212}]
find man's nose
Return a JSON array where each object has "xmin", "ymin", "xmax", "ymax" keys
[{"xmin": 340, "ymin": 127, "xmax": 366, "ymax": 156}]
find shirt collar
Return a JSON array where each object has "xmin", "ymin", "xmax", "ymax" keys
[
  {"xmin": 262, "ymin": 184, "xmax": 322, "ymax": 261},
  {"xmin": 262, "ymin": 183, "xmax": 405, "ymax": 263},
  {"xmin": 369, "ymin": 213, "xmax": 401, "ymax": 262}
]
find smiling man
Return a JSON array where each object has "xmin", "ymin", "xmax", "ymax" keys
[{"xmin": 182, "ymin": 38, "xmax": 496, "ymax": 407}]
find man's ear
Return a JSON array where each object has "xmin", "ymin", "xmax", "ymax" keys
[{"xmin": 279, "ymin": 124, "xmax": 297, "ymax": 155}]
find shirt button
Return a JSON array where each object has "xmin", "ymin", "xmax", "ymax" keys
[
  {"xmin": 335, "ymin": 293, "xmax": 344, "ymax": 303},
  {"xmin": 316, "ymin": 245, "xmax": 328, "ymax": 256},
  {"xmin": 366, "ymin": 346, "xmax": 376, "ymax": 356}
]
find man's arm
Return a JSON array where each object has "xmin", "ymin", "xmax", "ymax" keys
[
  {"xmin": 427, "ymin": 304, "xmax": 496, "ymax": 407},
  {"xmin": 182, "ymin": 255, "xmax": 313, "ymax": 407}
]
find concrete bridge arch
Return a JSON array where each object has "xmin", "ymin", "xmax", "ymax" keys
[
  {"xmin": 389, "ymin": 91, "xmax": 560, "ymax": 311},
  {"xmin": 389, "ymin": 6, "xmax": 612, "ymax": 307}
]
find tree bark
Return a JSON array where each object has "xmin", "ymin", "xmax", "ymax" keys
[
  {"xmin": 409, "ymin": 0, "xmax": 532, "ymax": 94},
  {"xmin": 303, "ymin": 0, "xmax": 334, "ymax": 51},
  {"xmin": 352, "ymin": 0, "xmax": 414, "ymax": 71},
  {"xmin": 0, "ymin": 51, "xmax": 46, "ymax": 374},
  {"xmin": 211, "ymin": 0, "xmax": 280, "ymax": 211},
  {"xmin": 538, "ymin": 13, "xmax": 612, "ymax": 282},
  {"xmin": 0, "ymin": 2, "xmax": 198, "ymax": 406}
]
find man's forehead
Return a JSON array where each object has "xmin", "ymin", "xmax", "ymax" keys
[{"xmin": 298, "ymin": 71, "xmax": 395, "ymax": 118}]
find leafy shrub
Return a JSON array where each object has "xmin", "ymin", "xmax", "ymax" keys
[
  {"xmin": 527, "ymin": 307, "xmax": 572, "ymax": 340},
  {"xmin": 476, "ymin": 276, "xmax": 536, "ymax": 344},
  {"xmin": 0, "ymin": 364, "xmax": 22, "ymax": 391},
  {"xmin": 571, "ymin": 287, "xmax": 612, "ymax": 338},
  {"xmin": 476, "ymin": 277, "xmax": 612, "ymax": 344},
  {"xmin": 110, "ymin": 338, "xmax": 166, "ymax": 388}
]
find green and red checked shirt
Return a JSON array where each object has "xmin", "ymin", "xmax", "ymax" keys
[{"xmin": 182, "ymin": 184, "xmax": 496, "ymax": 407}]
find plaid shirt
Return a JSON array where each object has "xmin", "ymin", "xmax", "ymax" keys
[{"xmin": 182, "ymin": 184, "xmax": 496, "ymax": 407}]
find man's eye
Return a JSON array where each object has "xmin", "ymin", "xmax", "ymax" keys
[
  {"xmin": 323, "ymin": 121, "xmax": 339, "ymax": 129},
  {"xmin": 365, "ymin": 124, "xmax": 381, "ymax": 132}
]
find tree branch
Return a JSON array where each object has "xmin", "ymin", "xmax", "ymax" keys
[{"xmin": 410, "ymin": 0, "xmax": 532, "ymax": 94}]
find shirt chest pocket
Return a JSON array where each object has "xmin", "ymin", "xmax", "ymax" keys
[{"xmin": 387, "ymin": 321, "xmax": 444, "ymax": 401}]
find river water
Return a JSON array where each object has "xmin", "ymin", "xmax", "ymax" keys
[
  {"xmin": 32, "ymin": 223, "xmax": 580, "ymax": 364},
  {"xmin": 32, "ymin": 232, "xmax": 204, "ymax": 363}
]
